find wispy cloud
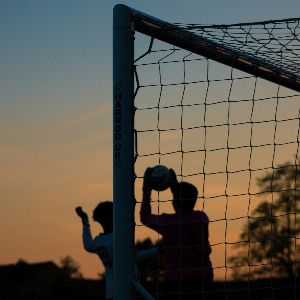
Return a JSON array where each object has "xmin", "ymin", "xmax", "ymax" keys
[{"xmin": 61, "ymin": 101, "xmax": 111, "ymax": 128}]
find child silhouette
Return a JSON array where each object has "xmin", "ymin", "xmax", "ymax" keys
[
  {"xmin": 76, "ymin": 202, "xmax": 113, "ymax": 300},
  {"xmin": 141, "ymin": 167, "xmax": 213, "ymax": 299},
  {"xmin": 76, "ymin": 201, "xmax": 157, "ymax": 300}
]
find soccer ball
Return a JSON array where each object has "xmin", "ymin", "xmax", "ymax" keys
[{"xmin": 150, "ymin": 165, "xmax": 172, "ymax": 191}]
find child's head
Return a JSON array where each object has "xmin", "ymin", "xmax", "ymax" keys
[
  {"xmin": 93, "ymin": 201, "xmax": 113, "ymax": 228},
  {"xmin": 171, "ymin": 182, "xmax": 198, "ymax": 212}
]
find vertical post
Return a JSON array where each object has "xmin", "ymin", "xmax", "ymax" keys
[{"xmin": 113, "ymin": 4, "xmax": 135, "ymax": 300}]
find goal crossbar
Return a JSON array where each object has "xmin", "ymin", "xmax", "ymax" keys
[{"xmin": 132, "ymin": 8, "xmax": 300, "ymax": 92}]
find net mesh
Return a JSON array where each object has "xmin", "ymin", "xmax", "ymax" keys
[
  {"xmin": 133, "ymin": 18, "xmax": 300, "ymax": 299},
  {"xmin": 176, "ymin": 18, "xmax": 300, "ymax": 78}
]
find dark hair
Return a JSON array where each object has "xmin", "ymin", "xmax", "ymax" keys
[
  {"xmin": 93, "ymin": 201, "xmax": 113, "ymax": 224},
  {"xmin": 172, "ymin": 182, "xmax": 198, "ymax": 211}
]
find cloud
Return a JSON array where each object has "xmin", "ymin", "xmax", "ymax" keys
[{"xmin": 61, "ymin": 101, "xmax": 111, "ymax": 128}]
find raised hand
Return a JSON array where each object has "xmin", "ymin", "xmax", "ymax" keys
[
  {"xmin": 75, "ymin": 206, "xmax": 88, "ymax": 220},
  {"xmin": 169, "ymin": 168, "xmax": 178, "ymax": 186},
  {"xmin": 143, "ymin": 167, "xmax": 154, "ymax": 192}
]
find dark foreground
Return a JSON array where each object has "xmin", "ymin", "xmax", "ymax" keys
[
  {"xmin": 1, "ymin": 278, "xmax": 299, "ymax": 300},
  {"xmin": 0, "ymin": 261, "xmax": 298, "ymax": 299},
  {"xmin": 141, "ymin": 279, "xmax": 299, "ymax": 300}
]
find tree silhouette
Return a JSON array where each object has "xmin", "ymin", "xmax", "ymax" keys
[
  {"xmin": 59, "ymin": 255, "xmax": 83, "ymax": 279},
  {"xmin": 229, "ymin": 161, "xmax": 300, "ymax": 280}
]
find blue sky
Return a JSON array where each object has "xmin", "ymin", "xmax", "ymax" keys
[
  {"xmin": 2, "ymin": 0, "xmax": 300, "ymax": 125},
  {"xmin": 1, "ymin": 0, "xmax": 300, "ymax": 279},
  {"xmin": 2, "ymin": 0, "xmax": 300, "ymax": 136}
]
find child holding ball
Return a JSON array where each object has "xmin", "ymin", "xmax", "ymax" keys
[{"xmin": 141, "ymin": 167, "xmax": 213, "ymax": 299}]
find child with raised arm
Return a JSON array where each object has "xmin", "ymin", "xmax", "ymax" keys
[
  {"xmin": 140, "ymin": 168, "xmax": 213, "ymax": 299},
  {"xmin": 75, "ymin": 202, "xmax": 113, "ymax": 300},
  {"xmin": 76, "ymin": 201, "xmax": 157, "ymax": 300}
]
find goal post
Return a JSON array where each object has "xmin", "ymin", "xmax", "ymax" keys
[
  {"xmin": 113, "ymin": 4, "xmax": 300, "ymax": 300},
  {"xmin": 113, "ymin": 4, "xmax": 135, "ymax": 300}
]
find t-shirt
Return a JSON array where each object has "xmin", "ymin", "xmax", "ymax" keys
[
  {"xmin": 81, "ymin": 220, "xmax": 158, "ymax": 299},
  {"xmin": 141, "ymin": 201, "xmax": 213, "ymax": 281},
  {"xmin": 82, "ymin": 223, "xmax": 113, "ymax": 299}
]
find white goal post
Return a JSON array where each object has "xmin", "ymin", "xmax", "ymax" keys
[{"xmin": 113, "ymin": 5, "xmax": 135, "ymax": 300}]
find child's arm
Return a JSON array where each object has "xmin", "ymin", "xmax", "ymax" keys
[
  {"xmin": 75, "ymin": 206, "xmax": 89, "ymax": 225},
  {"xmin": 75, "ymin": 207, "xmax": 97, "ymax": 253},
  {"xmin": 140, "ymin": 168, "xmax": 164, "ymax": 233},
  {"xmin": 169, "ymin": 168, "xmax": 179, "ymax": 192},
  {"xmin": 140, "ymin": 167, "xmax": 177, "ymax": 231}
]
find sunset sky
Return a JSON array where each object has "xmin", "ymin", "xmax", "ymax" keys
[{"xmin": 1, "ymin": 0, "xmax": 300, "ymax": 280}]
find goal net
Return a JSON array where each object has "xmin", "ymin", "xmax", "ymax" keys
[{"xmin": 113, "ymin": 5, "xmax": 300, "ymax": 299}]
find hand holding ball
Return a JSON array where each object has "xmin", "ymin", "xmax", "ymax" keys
[{"xmin": 145, "ymin": 165, "xmax": 175, "ymax": 191}]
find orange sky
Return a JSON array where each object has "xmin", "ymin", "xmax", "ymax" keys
[{"xmin": 1, "ymin": 0, "xmax": 300, "ymax": 281}]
